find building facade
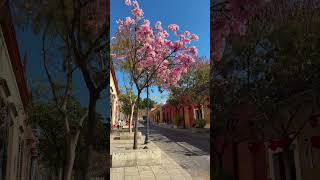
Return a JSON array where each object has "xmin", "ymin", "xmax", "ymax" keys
[
  {"xmin": 215, "ymin": 92, "xmax": 320, "ymax": 180},
  {"xmin": 150, "ymin": 106, "xmax": 163, "ymax": 124},
  {"xmin": 110, "ymin": 62, "xmax": 120, "ymax": 127},
  {"xmin": 152, "ymin": 96, "xmax": 210, "ymax": 128},
  {"xmin": 0, "ymin": 7, "xmax": 39, "ymax": 180}
]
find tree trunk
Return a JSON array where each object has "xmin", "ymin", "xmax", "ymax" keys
[
  {"xmin": 283, "ymin": 149, "xmax": 293, "ymax": 180},
  {"xmin": 58, "ymin": 167, "xmax": 63, "ymax": 180},
  {"xmin": 63, "ymin": 136, "xmax": 77, "ymax": 180},
  {"xmin": 84, "ymin": 93, "xmax": 99, "ymax": 180},
  {"xmin": 232, "ymin": 142, "xmax": 239, "ymax": 180},
  {"xmin": 217, "ymin": 152, "xmax": 223, "ymax": 170},
  {"xmin": 133, "ymin": 92, "xmax": 141, "ymax": 149},
  {"xmin": 129, "ymin": 103, "xmax": 136, "ymax": 133}
]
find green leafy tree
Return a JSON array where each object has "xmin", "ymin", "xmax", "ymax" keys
[
  {"xmin": 139, "ymin": 98, "xmax": 156, "ymax": 110},
  {"xmin": 29, "ymin": 96, "xmax": 106, "ymax": 180},
  {"xmin": 13, "ymin": 0, "xmax": 108, "ymax": 178},
  {"xmin": 119, "ymin": 87, "xmax": 136, "ymax": 132},
  {"xmin": 181, "ymin": 58, "xmax": 210, "ymax": 109}
]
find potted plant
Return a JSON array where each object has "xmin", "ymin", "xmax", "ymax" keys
[
  {"xmin": 192, "ymin": 118, "xmax": 206, "ymax": 128},
  {"xmin": 192, "ymin": 119, "xmax": 207, "ymax": 133}
]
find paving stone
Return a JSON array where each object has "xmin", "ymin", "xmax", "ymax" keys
[
  {"xmin": 138, "ymin": 166, "xmax": 152, "ymax": 172},
  {"xmin": 154, "ymin": 175, "xmax": 171, "ymax": 180},
  {"xmin": 111, "ymin": 172, "xmax": 124, "ymax": 180},
  {"xmin": 139, "ymin": 171, "xmax": 155, "ymax": 177},
  {"xmin": 181, "ymin": 171, "xmax": 193, "ymax": 180},
  {"xmin": 112, "ymin": 167, "xmax": 125, "ymax": 173},
  {"xmin": 111, "ymin": 130, "xmax": 197, "ymax": 180},
  {"xmin": 140, "ymin": 171, "xmax": 156, "ymax": 180},
  {"xmin": 140, "ymin": 176, "xmax": 156, "ymax": 180},
  {"xmin": 166, "ymin": 168, "xmax": 184, "ymax": 176},
  {"xmin": 125, "ymin": 175, "xmax": 141, "ymax": 180},
  {"xmin": 125, "ymin": 167, "xmax": 139, "ymax": 176},
  {"xmin": 150, "ymin": 166, "xmax": 167, "ymax": 174}
]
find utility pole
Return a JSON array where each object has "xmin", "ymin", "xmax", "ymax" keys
[{"xmin": 144, "ymin": 75, "xmax": 150, "ymax": 144}]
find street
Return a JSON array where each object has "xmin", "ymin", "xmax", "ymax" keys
[{"xmin": 139, "ymin": 121, "xmax": 210, "ymax": 180}]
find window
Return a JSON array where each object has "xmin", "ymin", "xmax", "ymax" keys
[{"xmin": 194, "ymin": 108, "xmax": 203, "ymax": 120}]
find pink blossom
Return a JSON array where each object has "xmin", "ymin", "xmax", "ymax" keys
[
  {"xmin": 163, "ymin": 31, "xmax": 169, "ymax": 37},
  {"xmin": 183, "ymin": 37, "xmax": 191, "ymax": 44},
  {"xmin": 113, "ymin": 0, "xmax": 199, "ymax": 87},
  {"xmin": 125, "ymin": 0, "xmax": 131, "ymax": 6},
  {"xmin": 168, "ymin": 24, "xmax": 179, "ymax": 32},
  {"xmin": 124, "ymin": 17, "xmax": 135, "ymax": 26},
  {"xmin": 155, "ymin": 21, "xmax": 162, "ymax": 30},
  {"xmin": 117, "ymin": 19, "xmax": 125, "ymax": 32},
  {"xmin": 132, "ymin": 0, "xmax": 139, "ymax": 8},
  {"xmin": 184, "ymin": 31, "xmax": 190, "ymax": 36},
  {"xmin": 190, "ymin": 34, "xmax": 199, "ymax": 41},
  {"xmin": 174, "ymin": 40, "xmax": 184, "ymax": 50},
  {"xmin": 189, "ymin": 46, "xmax": 198, "ymax": 56},
  {"xmin": 131, "ymin": 8, "xmax": 143, "ymax": 18}
]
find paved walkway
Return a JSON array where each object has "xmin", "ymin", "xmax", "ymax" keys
[
  {"xmin": 110, "ymin": 131, "xmax": 196, "ymax": 180},
  {"xmin": 110, "ymin": 152, "xmax": 193, "ymax": 180},
  {"xmin": 143, "ymin": 122, "xmax": 210, "ymax": 180}
]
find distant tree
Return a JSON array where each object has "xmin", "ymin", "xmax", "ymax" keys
[
  {"xmin": 119, "ymin": 87, "xmax": 136, "ymax": 132},
  {"xmin": 29, "ymin": 97, "xmax": 106, "ymax": 180},
  {"xmin": 139, "ymin": 98, "xmax": 156, "ymax": 110},
  {"xmin": 180, "ymin": 59, "xmax": 210, "ymax": 109},
  {"xmin": 13, "ymin": 0, "xmax": 108, "ymax": 178}
]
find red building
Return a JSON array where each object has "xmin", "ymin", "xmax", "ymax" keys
[
  {"xmin": 215, "ymin": 94, "xmax": 320, "ymax": 180},
  {"xmin": 161, "ymin": 96, "xmax": 210, "ymax": 128}
]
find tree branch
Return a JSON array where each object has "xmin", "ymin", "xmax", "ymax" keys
[{"xmin": 84, "ymin": 27, "xmax": 107, "ymax": 59}]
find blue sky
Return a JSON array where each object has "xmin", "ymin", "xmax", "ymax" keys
[
  {"xmin": 111, "ymin": 0, "xmax": 210, "ymax": 103},
  {"xmin": 15, "ymin": 27, "xmax": 108, "ymax": 120}
]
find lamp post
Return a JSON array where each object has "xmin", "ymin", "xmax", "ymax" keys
[{"xmin": 144, "ymin": 79, "xmax": 150, "ymax": 144}]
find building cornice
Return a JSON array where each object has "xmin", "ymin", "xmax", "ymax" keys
[
  {"xmin": 0, "ymin": 5, "xmax": 30, "ymax": 111},
  {"xmin": 110, "ymin": 61, "xmax": 120, "ymax": 96}
]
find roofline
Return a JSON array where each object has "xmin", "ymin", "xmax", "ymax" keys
[
  {"xmin": 110, "ymin": 61, "xmax": 120, "ymax": 96},
  {"xmin": 1, "ymin": 4, "xmax": 30, "ymax": 110}
]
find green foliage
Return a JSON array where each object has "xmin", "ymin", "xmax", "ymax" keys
[
  {"xmin": 192, "ymin": 119, "xmax": 206, "ymax": 128},
  {"xmin": 173, "ymin": 115, "xmax": 183, "ymax": 126},
  {"xmin": 139, "ymin": 98, "xmax": 156, "ymax": 109},
  {"xmin": 167, "ymin": 86, "xmax": 186, "ymax": 109},
  {"xmin": 119, "ymin": 89, "xmax": 136, "ymax": 117},
  {"xmin": 29, "ymin": 97, "xmax": 106, "ymax": 175},
  {"xmin": 179, "ymin": 58, "xmax": 210, "ymax": 105}
]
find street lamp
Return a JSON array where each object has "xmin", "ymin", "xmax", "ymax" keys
[{"xmin": 144, "ymin": 75, "xmax": 150, "ymax": 144}]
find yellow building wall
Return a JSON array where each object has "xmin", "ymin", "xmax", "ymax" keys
[
  {"xmin": 0, "ymin": 26, "xmax": 27, "ymax": 180},
  {"xmin": 110, "ymin": 71, "xmax": 119, "ymax": 126}
]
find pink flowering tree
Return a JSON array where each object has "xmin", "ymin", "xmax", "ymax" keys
[
  {"xmin": 212, "ymin": 1, "xmax": 320, "ymax": 178},
  {"xmin": 211, "ymin": 0, "xmax": 269, "ymax": 61},
  {"xmin": 112, "ymin": 0, "xmax": 199, "ymax": 149}
]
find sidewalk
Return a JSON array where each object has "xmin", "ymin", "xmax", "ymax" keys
[
  {"xmin": 110, "ymin": 133, "xmax": 195, "ymax": 180},
  {"xmin": 110, "ymin": 153, "xmax": 193, "ymax": 180}
]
